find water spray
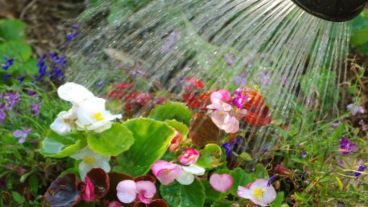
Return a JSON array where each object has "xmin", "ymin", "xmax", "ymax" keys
[{"xmin": 291, "ymin": 0, "xmax": 367, "ymax": 22}]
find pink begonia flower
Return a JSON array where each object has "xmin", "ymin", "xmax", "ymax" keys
[
  {"xmin": 178, "ymin": 148, "xmax": 200, "ymax": 165},
  {"xmin": 151, "ymin": 160, "xmax": 182, "ymax": 185},
  {"xmin": 169, "ymin": 131, "xmax": 183, "ymax": 153},
  {"xmin": 237, "ymin": 179, "xmax": 276, "ymax": 207},
  {"xmin": 209, "ymin": 173, "xmax": 234, "ymax": 193},
  {"xmin": 108, "ymin": 201, "xmax": 122, "ymax": 207},
  {"xmin": 207, "ymin": 90, "xmax": 247, "ymax": 134},
  {"xmin": 81, "ymin": 176, "xmax": 96, "ymax": 202},
  {"xmin": 116, "ymin": 180, "xmax": 156, "ymax": 204},
  {"xmin": 209, "ymin": 110, "xmax": 240, "ymax": 134},
  {"xmin": 210, "ymin": 90, "xmax": 231, "ymax": 103},
  {"xmin": 151, "ymin": 160, "xmax": 205, "ymax": 186}
]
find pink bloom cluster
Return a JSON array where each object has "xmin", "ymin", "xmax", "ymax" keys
[{"xmin": 116, "ymin": 180, "xmax": 156, "ymax": 204}]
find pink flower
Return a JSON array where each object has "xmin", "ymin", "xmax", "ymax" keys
[
  {"xmin": 81, "ymin": 176, "xmax": 96, "ymax": 202},
  {"xmin": 210, "ymin": 90, "xmax": 231, "ymax": 104},
  {"xmin": 151, "ymin": 160, "xmax": 206, "ymax": 186},
  {"xmin": 178, "ymin": 148, "xmax": 200, "ymax": 165},
  {"xmin": 210, "ymin": 111, "xmax": 240, "ymax": 134},
  {"xmin": 116, "ymin": 180, "xmax": 156, "ymax": 204},
  {"xmin": 237, "ymin": 179, "xmax": 276, "ymax": 206},
  {"xmin": 209, "ymin": 173, "xmax": 234, "ymax": 193},
  {"xmin": 151, "ymin": 160, "xmax": 182, "ymax": 185}
]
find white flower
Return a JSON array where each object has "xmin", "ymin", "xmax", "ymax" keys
[
  {"xmin": 50, "ymin": 109, "xmax": 77, "ymax": 135},
  {"xmin": 57, "ymin": 82, "xmax": 94, "ymax": 105},
  {"xmin": 51, "ymin": 82, "xmax": 122, "ymax": 134},
  {"xmin": 75, "ymin": 97, "xmax": 122, "ymax": 133},
  {"xmin": 176, "ymin": 164, "xmax": 205, "ymax": 185},
  {"xmin": 71, "ymin": 147, "xmax": 111, "ymax": 180},
  {"xmin": 237, "ymin": 179, "xmax": 276, "ymax": 206}
]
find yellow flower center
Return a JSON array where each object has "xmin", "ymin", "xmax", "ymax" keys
[
  {"xmin": 252, "ymin": 187, "xmax": 265, "ymax": 199},
  {"xmin": 83, "ymin": 156, "xmax": 96, "ymax": 165},
  {"xmin": 93, "ymin": 112, "xmax": 105, "ymax": 121}
]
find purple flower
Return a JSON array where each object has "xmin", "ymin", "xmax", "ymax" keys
[
  {"xmin": 49, "ymin": 52, "xmax": 66, "ymax": 81},
  {"xmin": 31, "ymin": 103, "xmax": 41, "ymax": 116},
  {"xmin": 222, "ymin": 137, "xmax": 243, "ymax": 158},
  {"xmin": 36, "ymin": 55, "xmax": 48, "ymax": 80},
  {"xmin": 2, "ymin": 57, "xmax": 14, "ymax": 70},
  {"xmin": 331, "ymin": 121, "xmax": 341, "ymax": 129},
  {"xmin": 267, "ymin": 175, "xmax": 277, "ymax": 186},
  {"xmin": 347, "ymin": 104, "xmax": 365, "ymax": 116},
  {"xmin": 0, "ymin": 109, "xmax": 6, "ymax": 123},
  {"xmin": 2, "ymin": 74, "xmax": 11, "ymax": 82},
  {"xmin": 225, "ymin": 53, "xmax": 235, "ymax": 66},
  {"xmin": 232, "ymin": 88, "xmax": 249, "ymax": 109},
  {"xmin": 26, "ymin": 89, "xmax": 37, "ymax": 96},
  {"xmin": 260, "ymin": 71, "xmax": 271, "ymax": 86},
  {"xmin": 13, "ymin": 128, "xmax": 32, "ymax": 144},
  {"xmin": 233, "ymin": 73, "xmax": 247, "ymax": 87},
  {"xmin": 301, "ymin": 150, "xmax": 307, "ymax": 159},
  {"xmin": 339, "ymin": 137, "xmax": 358, "ymax": 155},
  {"xmin": 161, "ymin": 29, "xmax": 180, "ymax": 54},
  {"xmin": 4, "ymin": 92, "xmax": 20, "ymax": 110},
  {"xmin": 354, "ymin": 165, "xmax": 366, "ymax": 178},
  {"xmin": 66, "ymin": 32, "xmax": 78, "ymax": 42}
]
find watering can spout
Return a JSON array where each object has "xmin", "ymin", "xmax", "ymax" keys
[{"xmin": 291, "ymin": 0, "xmax": 367, "ymax": 22}]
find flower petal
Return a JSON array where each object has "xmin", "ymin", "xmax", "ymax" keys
[
  {"xmin": 136, "ymin": 181, "xmax": 156, "ymax": 204},
  {"xmin": 182, "ymin": 164, "xmax": 205, "ymax": 176},
  {"xmin": 176, "ymin": 171, "xmax": 195, "ymax": 185},
  {"xmin": 151, "ymin": 160, "xmax": 181, "ymax": 185},
  {"xmin": 58, "ymin": 82, "xmax": 94, "ymax": 104},
  {"xmin": 116, "ymin": 180, "xmax": 137, "ymax": 204},
  {"xmin": 237, "ymin": 186, "xmax": 252, "ymax": 199},
  {"xmin": 209, "ymin": 173, "xmax": 234, "ymax": 193}
]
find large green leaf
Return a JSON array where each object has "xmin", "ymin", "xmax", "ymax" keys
[
  {"xmin": 87, "ymin": 123, "xmax": 134, "ymax": 156},
  {"xmin": 351, "ymin": 9, "xmax": 368, "ymax": 46},
  {"xmin": 0, "ymin": 19, "xmax": 26, "ymax": 41},
  {"xmin": 117, "ymin": 118, "xmax": 175, "ymax": 176},
  {"xmin": 0, "ymin": 40, "xmax": 32, "ymax": 62},
  {"xmin": 40, "ymin": 132, "xmax": 86, "ymax": 158},
  {"xmin": 160, "ymin": 179, "xmax": 205, "ymax": 207},
  {"xmin": 196, "ymin": 144, "xmax": 223, "ymax": 169},
  {"xmin": 165, "ymin": 119, "xmax": 189, "ymax": 137},
  {"xmin": 149, "ymin": 102, "xmax": 192, "ymax": 125}
]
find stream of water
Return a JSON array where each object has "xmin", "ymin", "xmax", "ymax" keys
[{"xmin": 66, "ymin": 0, "xmax": 351, "ymax": 157}]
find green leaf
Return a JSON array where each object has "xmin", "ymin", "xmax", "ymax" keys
[
  {"xmin": 255, "ymin": 163, "xmax": 269, "ymax": 179},
  {"xmin": 351, "ymin": 9, "xmax": 368, "ymax": 46},
  {"xmin": 11, "ymin": 191, "xmax": 25, "ymax": 204},
  {"xmin": 201, "ymin": 179, "xmax": 226, "ymax": 203},
  {"xmin": 165, "ymin": 119, "xmax": 189, "ymax": 137},
  {"xmin": 270, "ymin": 192, "xmax": 285, "ymax": 207},
  {"xmin": 211, "ymin": 200, "xmax": 234, "ymax": 207},
  {"xmin": 87, "ymin": 123, "xmax": 134, "ymax": 156},
  {"xmin": 11, "ymin": 58, "xmax": 39, "ymax": 75},
  {"xmin": 0, "ymin": 19, "xmax": 26, "ymax": 41},
  {"xmin": 196, "ymin": 144, "xmax": 223, "ymax": 169},
  {"xmin": 160, "ymin": 179, "xmax": 205, "ymax": 207},
  {"xmin": 228, "ymin": 168, "xmax": 254, "ymax": 196},
  {"xmin": 0, "ymin": 40, "xmax": 32, "ymax": 62},
  {"xmin": 117, "ymin": 118, "xmax": 175, "ymax": 176},
  {"xmin": 149, "ymin": 102, "xmax": 192, "ymax": 125},
  {"xmin": 40, "ymin": 132, "xmax": 86, "ymax": 158}
]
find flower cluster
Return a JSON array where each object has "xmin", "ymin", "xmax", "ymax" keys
[
  {"xmin": 207, "ymin": 88, "xmax": 272, "ymax": 134},
  {"xmin": 152, "ymin": 148, "xmax": 205, "ymax": 186},
  {"xmin": 51, "ymin": 82, "xmax": 122, "ymax": 135}
]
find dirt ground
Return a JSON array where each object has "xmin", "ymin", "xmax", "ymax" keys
[{"xmin": 0, "ymin": 0, "xmax": 85, "ymax": 55}]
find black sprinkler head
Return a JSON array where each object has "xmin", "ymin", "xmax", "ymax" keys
[{"xmin": 291, "ymin": 0, "xmax": 367, "ymax": 22}]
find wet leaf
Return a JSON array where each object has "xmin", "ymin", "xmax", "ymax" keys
[
  {"xmin": 117, "ymin": 118, "xmax": 176, "ymax": 176},
  {"xmin": 86, "ymin": 168, "xmax": 110, "ymax": 199},
  {"xmin": 44, "ymin": 174, "xmax": 81, "ymax": 207},
  {"xmin": 189, "ymin": 113, "xmax": 223, "ymax": 147},
  {"xmin": 87, "ymin": 123, "xmax": 134, "ymax": 156},
  {"xmin": 196, "ymin": 144, "xmax": 223, "ymax": 169},
  {"xmin": 0, "ymin": 19, "xmax": 26, "ymax": 41},
  {"xmin": 40, "ymin": 132, "xmax": 86, "ymax": 158},
  {"xmin": 160, "ymin": 179, "xmax": 205, "ymax": 207},
  {"xmin": 149, "ymin": 102, "xmax": 192, "ymax": 126}
]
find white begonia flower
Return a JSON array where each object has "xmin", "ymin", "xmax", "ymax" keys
[
  {"xmin": 50, "ymin": 109, "xmax": 77, "ymax": 135},
  {"xmin": 57, "ymin": 82, "xmax": 95, "ymax": 105},
  {"xmin": 176, "ymin": 164, "xmax": 205, "ymax": 185},
  {"xmin": 75, "ymin": 97, "xmax": 122, "ymax": 133},
  {"xmin": 51, "ymin": 82, "xmax": 122, "ymax": 134},
  {"xmin": 71, "ymin": 147, "xmax": 111, "ymax": 180}
]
